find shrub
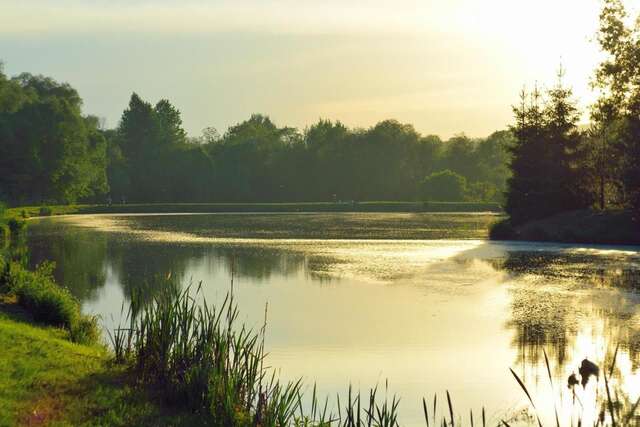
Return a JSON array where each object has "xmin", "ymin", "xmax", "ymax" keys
[
  {"xmin": 14, "ymin": 263, "xmax": 79, "ymax": 329},
  {"xmin": 489, "ymin": 218, "xmax": 515, "ymax": 240},
  {"xmin": 3, "ymin": 261, "xmax": 99, "ymax": 343},
  {"xmin": 0, "ymin": 225, "xmax": 8, "ymax": 246},
  {"xmin": 38, "ymin": 206, "xmax": 53, "ymax": 216},
  {"xmin": 421, "ymin": 170, "xmax": 467, "ymax": 202},
  {"xmin": 8, "ymin": 218, "xmax": 26, "ymax": 234}
]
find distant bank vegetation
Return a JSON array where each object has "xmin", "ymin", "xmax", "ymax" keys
[
  {"xmin": 2, "ymin": 0, "xmax": 640, "ymax": 244},
  {"xmin": 0, "ymin": 64, "xmax": 511, "ymax": 207}
]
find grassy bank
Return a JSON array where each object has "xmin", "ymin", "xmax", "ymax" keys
[
  {"xmin": 0, "ymin": 297, "xmax": 206, "ymax": 427},
  {"xmin": 1, "ymin": 271, "xmax": 635, "ymax": 426},
  {"xmin": 5, "ymin": 201, "xmax": 503, "ymax": 220},
  {"xmin": 490, "ymin": 209, "xmax": 640, "ymax": 245}
]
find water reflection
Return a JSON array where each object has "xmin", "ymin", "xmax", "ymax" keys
[{"xmin": 25, "ymin": 214, "xmax": 640, "ymax": 426}]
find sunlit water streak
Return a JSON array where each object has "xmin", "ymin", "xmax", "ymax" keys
[{"xmin": 25, "ymin": 213, "xmax": 640, "ymax": 426}]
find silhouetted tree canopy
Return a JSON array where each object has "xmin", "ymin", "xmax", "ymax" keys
[
  {"xmin": 592, "ymin": 0, "xmax": 640, "ymax": 219},
  {"xmin": 0, "ymin": 65, "xmax": 514, "ymax": 206}
]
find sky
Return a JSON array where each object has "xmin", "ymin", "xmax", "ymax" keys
[{"xmin": 0, "ymin": 0, "xmax": 635, "ymax": 138}]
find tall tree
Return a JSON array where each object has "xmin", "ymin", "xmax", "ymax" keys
[
  {"xmin": 116, "ymin": 94, "xmax": 190, "ymax": 201},
  {"xmin": 593, "ymin": 0, "xmax": 640, "ymax": 219},
  {"xmin": 505, "ymin": 73, "xmax": 590, "ymax": 225},
  {"xmin": 0, "ymin": 70, "xmax": 108, "ymax": 204}
]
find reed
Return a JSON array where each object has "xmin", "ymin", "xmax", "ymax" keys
[{"xmin": 109, "ymin": 277, "xmax": 639, "ymax": 426}]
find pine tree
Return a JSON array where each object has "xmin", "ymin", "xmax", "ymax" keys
[
  {"xmin": 505, "ymin": 71, "xmax": 591, "ymax": 225},
  {"xmin": 505, "ymin": 86, "xmax": 547, "ymax": 224}
]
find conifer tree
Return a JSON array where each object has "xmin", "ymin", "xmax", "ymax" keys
[{"xmin": 505, "ymin": 71, "xmax": 591, "ymax": 224}]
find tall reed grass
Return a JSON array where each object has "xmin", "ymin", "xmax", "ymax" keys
[{"xmin": 109, "ymin": 278, "xmax": 638, "ymax": 426}]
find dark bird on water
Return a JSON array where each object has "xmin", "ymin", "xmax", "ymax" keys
[
  {"xmin": 567, "ymin": 373, "xmax": 579, "ymax": 388},
  {"xmin": 578, "ymin": 359, "xmax": 600, "ymax": 387}
]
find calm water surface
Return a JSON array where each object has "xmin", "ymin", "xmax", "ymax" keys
[{"xmin": 26, "ymin": 213, "xmax": 640, "ymax": 426}]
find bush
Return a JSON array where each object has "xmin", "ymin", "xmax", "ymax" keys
[
  {"xmin": 13, "ymin": 263, "xmax": 79, "ymax": 328},
  {"xmin": 421, "ymin": 170, "xmax": 467, "ymax": 202},
  {"xmin": 38, "ymin": 206, "xmax": 53, "ymax": 216},
  {"xmin": 2, "ymin": 261, "xmax": 99, "ymax": 343},
  {"xmin": 489, "ymin": 218, "xmax": 515, "ymax": 240},
  {"xmin": 0, "ymin": 225, "xmax": 8, "ymax": 246},
  {"xmin": 8, "ymin": 218, "xmax": 26, "ymax": 234}
]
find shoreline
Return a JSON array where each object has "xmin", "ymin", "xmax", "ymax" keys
[
  {"xmin": 489, "ymin": 209, "xmax": 640, "ymax": 246},
  {"xmin": 5, "ymin": 201, "xmax": 503, "ymax": 220}
]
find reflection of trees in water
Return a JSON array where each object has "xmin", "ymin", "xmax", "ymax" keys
[
  {"xmin": 27, "ymin": 223, "xmax": 331, "ymax": 308},
  {"xmin": 497, "ymin": 251, "xmax": 640, "ymax": 289},
  {"xmin": 104, "ymin": 240, "xmax": 201, "ymax": 305},
  {"xmin": 27, "ymin": 226, "xmax": 109, "ymax": 302},
  {"xmin": 29, "ymin": 222, "xmax": 640, "ymax": 374},
  {"xmin": 507, "ymin": 287, "xmax": 573, "ymax": 370},
  {"xmin": 494, "ymin": 249, "xmax": 640, "ymax": 374},
  {"xmin": 202, "ymin": 245, "xmax": 307, "ymax": 281},
  {"xmin": 27, "ymin": 222, "xmax": 206, "ymax": 305}
]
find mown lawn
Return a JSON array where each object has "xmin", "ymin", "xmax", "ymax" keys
[{"xmin": 0, "ymin": 297, "xmax": 204, "ymax": 427}]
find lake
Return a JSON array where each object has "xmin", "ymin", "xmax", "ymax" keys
[{"xmin": 25, "ymin": 212, "xmax": 640, "ymax": 426}]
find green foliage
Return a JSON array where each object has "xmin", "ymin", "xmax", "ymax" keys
[
  {"xmin": 7, "ymin": 218, "xmax": 25, "ymax": 234},
  {"xmin": 38, "ymin": 206, "xmax": 52, "ymax": 216},
  {"xmin": 112, "ymin": 93, "xmax": 213, "ymax": 203},
  {"xmin": 0, "ymin": 225, "xmax": 7, "ymax": 246},
  {"xmin": 113, "ymin": 282, "xmax": 303, "ymax": 425},
  {"xmin": 505, "ymin": 73, "xmax": 592, "ymax": 225},
  {"xmin": 69, "ymin": 314, "xmax": 100, "ymax": 345},
  {"xmin": 421, "ymin": 170, "xmax": 467, "ymax": 202},
  {"xmin": 11, "ymin": 262, "xmax": 79, "ymax": 328},
  {"xmin": 1, "ymin": 62, "xmax": 514, "ymax": 205},
  {"xmin": 0, "ymin": 260, "xmax": 99, "ymax": 343},
  {"xmin": 593, "ymin": 0, "xmax": 640, "ymax": 219},
  {"xmin": 107, "ymin": 101, "xmax": 512, "ymax": 204},
  {"xmin": 0, "ymin": 68, "xmax": 109, "ymax": 205},
  {"xmin": 0, "ymin": 308, "xmax": 210, "ymax": 427}
]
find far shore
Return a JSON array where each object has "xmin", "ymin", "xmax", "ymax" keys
[
  {"xmin": 5, "ymin": 201, "xmax": 503, "ymax": 220},
  {"xmin": 490, "ymin": 209, "xmax": 640, "ymax": 246}
]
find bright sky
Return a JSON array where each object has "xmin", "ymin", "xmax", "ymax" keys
[{"xmin": 0, "ymin": 0, "xmax": 635, "ymax": 138}]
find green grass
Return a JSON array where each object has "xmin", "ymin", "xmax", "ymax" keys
[{"xmin": 0, "ymin": 297, "xmax": 214, "ymax": 427}]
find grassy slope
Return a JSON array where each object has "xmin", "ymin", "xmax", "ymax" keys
[{"xmin": 0, "ymin": 298, "xmax": 202, "ymax": 427}]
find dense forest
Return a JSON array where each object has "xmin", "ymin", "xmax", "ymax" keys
[{"xmin": 0, "ymin": 71, "xmax": 512, "ymax": 205}]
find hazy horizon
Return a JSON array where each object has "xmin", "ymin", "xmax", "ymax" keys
[{"xmin": 2, "ymin": 0, "xmax": 636, "ymax": 138}]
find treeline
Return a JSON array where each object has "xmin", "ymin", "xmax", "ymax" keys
[
  {"xmin": 0, "ymin": 71, "xmax": 108, "ymax": 204},
  {"xmin": 503, "ymin": 0, "xmax": 640, "ymax": 225},
  {"xmin": 0, "ymin": 66, "xmax": 511, "ymax": 205}
]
